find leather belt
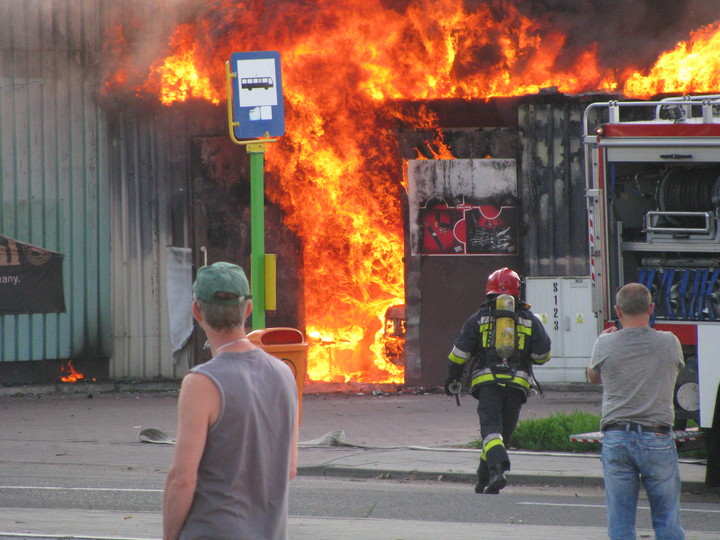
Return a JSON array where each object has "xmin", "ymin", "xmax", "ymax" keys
[{"xmin": 603, "ymin": 422, "xmax": 671, "ymax": 434}]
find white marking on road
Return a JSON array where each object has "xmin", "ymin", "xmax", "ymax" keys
[
  {"xmin": 0, "ymin": 485, "xmax": 161, "ymax": 493},
  {"xmin": 0, "ymin": 533, "xmax": 151, "ymax": 540},
  {"xmin": 518, "ymin": 502, "xmax": 720, "ymax": 513},
  {"xmin": 518, "ymin": 502, "xmax": 605, "ymax": 508}
]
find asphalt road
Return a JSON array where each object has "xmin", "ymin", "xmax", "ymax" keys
[
  {"xmin": 1, "ymin": 388, "xmax": 717, "ymax": 539},
  {"xmin": 289, "ymin": 477, "xmax": 720, "ymax": 532},
  {"xmin": 2, "ymin": 476, "xmax": 719, "ymax": 538}
]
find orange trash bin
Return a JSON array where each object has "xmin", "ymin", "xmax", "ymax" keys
[{"xmin": 247, "ymin": 327, "xmax": 308, "ymax": 421}]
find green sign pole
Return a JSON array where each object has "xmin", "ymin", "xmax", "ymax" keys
[
  {"xmin": 248, "ymin": 143, "xmax": 267, "ymax": 330},
  {"xmin": 225, "ymin": 58, "xmax": 282, "ymax": 330}
]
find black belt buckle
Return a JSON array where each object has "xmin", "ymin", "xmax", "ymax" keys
[{"xmin": 490, "ymin": 364, "xmax": 513, "ymax": 377}]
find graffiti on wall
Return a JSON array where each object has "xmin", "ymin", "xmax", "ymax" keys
[
  {"xmin": 419, "ymin": 198, "xmax": 517, "ymax": 255},
  {"xmin": 407, "ymin": 158, "xmax": 519, "ymax": 257}
]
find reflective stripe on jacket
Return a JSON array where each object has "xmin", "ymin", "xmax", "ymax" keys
[{"xmin": 470, "ymin": 367, "xmax": 532, "ymax": 391}]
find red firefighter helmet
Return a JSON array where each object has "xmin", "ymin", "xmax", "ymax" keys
[{"xmin": 486, "ymin": 267, "xmax": 521, "ymax": 297}]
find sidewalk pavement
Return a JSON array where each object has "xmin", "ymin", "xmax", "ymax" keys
[
  {"xmin": 0, "ymin": 384, "xmax": 714, "ymax": 540},
  {"xmin": 296, "ymin": 442, "xmax": 707, "ymax": 490},
  {"xmin": 294, "ymin": 386, "xmax": 706, "ymax": 491}
]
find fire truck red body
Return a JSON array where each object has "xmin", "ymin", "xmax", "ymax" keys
[{"xmin": 582, "ymin": 96, "xmax": 720, "ymax": 484}]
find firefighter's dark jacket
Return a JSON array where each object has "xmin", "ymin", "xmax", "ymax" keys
[{"xmin": 447, "ymin": 300, "xmax": 552, "ymax": 396}]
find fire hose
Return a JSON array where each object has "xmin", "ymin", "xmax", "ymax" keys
[{"xmin": 447, "ymin": 379, "xmax": 462, "ymax": 406}]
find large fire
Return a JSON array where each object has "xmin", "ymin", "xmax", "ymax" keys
[
  {"xmin": 623, "ymin": 22, "xmax": 720, "ymax": 98},
  {"xmin": 105, "ymin": 0, "xmax": 720, "ymax": 385}
]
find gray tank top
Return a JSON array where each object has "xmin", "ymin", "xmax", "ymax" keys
[{"xmin": 179, "ymin": 348, "xmax": 297, "ymax": 540}]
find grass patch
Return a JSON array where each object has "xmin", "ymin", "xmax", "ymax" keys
[
  {"xmin": 512, "ymin": 411, "xmax": 603, "ymax": 453},
  {"xmin": 677, "ymin": 419, "xmax": 707, "ymax": 458},
  {"xmin": 468, "ymin": 411, "xmax": 707, "ymax": 457},
  {"xmin": 469, "ymin": 410, "xmax": 602, "ymax": 453}
]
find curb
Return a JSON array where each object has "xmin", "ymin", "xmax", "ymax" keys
[
  {"xmin": 297, "ymin": 465, "xmax": 605, "ymax": 488},
  {"xmin": 296, "ymin": 465, "xmax": 706, "ymax": 492},
  {"xmin": 0, "ymin": 382, "xmax": 602, "ymax": 398},
  {"xmin": 0, "ymin": 381, "xmax": 181, "ymax": 397}
]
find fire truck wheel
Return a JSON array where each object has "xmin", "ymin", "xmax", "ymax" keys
[{"xmin": 673, "ymin": 355, "xmax": 699, "ymax": 429}]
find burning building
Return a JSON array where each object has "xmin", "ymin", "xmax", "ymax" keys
[{"xmin": 1, "ymin": 0, "xmax": 719, "ymax": 386}]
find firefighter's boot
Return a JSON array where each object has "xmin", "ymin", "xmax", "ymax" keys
[
  {"xmin": 483, "ymin": 463, "xmax": 507, "ymax": 494},
  {"xmin": 474, "ymin": 460, "xmax": 490, "ymax": 493}
]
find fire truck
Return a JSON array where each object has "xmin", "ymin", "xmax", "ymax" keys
[{"xmin": 582, "ymin": 95, "xmax": 720, "ymax": 486}]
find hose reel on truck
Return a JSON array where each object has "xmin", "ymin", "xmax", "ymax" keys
[
  {"xmin": 653, "ymin": 166, "xmax": 720, "ymax": 233},
  {"xmin": 637, "ymin": 166, "xmax": 720, "ymax": 322}
]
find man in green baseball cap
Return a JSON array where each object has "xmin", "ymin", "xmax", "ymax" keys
[
  {"xmin": 192, "ymin": 261, "xmax": 252, "ymax": 305},
  {"xmin": 164, "ymin": 261, "xmax": 298, "ymax": 540},
  {"xmin": 191, "ymin": 262, "xmax": 252, "ymax": 334}
]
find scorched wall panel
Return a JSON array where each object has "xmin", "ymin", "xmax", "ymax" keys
[{"xmin": 0, "ymin": 0, "xmax": 110, "ymax": 375}]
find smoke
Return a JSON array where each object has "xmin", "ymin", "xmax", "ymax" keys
[
  {"xmin": 509, "ymin": 0, "xmax": 720, "ymax": 73},
  {"xmin": 100, "ymin": 0, "xmax": 210, "ymax": 96}
]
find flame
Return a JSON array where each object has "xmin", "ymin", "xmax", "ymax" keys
[
  {"xmin": 623, "ymin": 22, "xmax": 720, "ymax": 98},
  {"xmin": 141, "ymin": 23, "xmax": 221, "ymax": 105},
  {"xmin": 105, "ymin": 0, "xmax": 720, "ymax": 385},
  {"xmin": 60, "ymin": 361, "xmax": 85, "ymax": 383}
]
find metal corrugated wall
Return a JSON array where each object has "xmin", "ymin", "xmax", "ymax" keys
[
  {"xmin": 0, "ymin": 0, "xmax": 111, "ymax": 364},
  {"xmin": 107, "ymin": 109, "xmax": 197, "ymax": 379},
  {"xmin": 0, "ymin": 1, "xmax": 201, "ymax": 378},
  {"xmin": 518, "ymin": 100, "xmax": 589, "ymax": 276}
]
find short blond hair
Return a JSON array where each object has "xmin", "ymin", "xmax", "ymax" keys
[{"xmin": 196, "ymin": 298, "xmax": 248, "ymax": 332}]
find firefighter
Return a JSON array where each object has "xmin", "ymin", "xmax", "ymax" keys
[{"xmin": 445, "ymin": 267, "xmax": 551, "ymax": 494}]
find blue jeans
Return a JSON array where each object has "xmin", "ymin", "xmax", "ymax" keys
[{"xmin": 601, "ymin": 429, "xmax": 684, "ymax": 540}]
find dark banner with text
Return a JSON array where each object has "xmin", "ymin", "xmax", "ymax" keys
[{"xmin": 0, "ymin": 235, "xmax": 66, "ymax": 314}]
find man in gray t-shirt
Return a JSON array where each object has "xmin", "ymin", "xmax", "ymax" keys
[{"xmin": 587, "ymin": 282, "xmax": 684, "ymax": 540}]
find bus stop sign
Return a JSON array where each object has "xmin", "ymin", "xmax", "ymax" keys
[{"xmin": 229, "ymin": 51, "xmax": 285, "ymax": 139}]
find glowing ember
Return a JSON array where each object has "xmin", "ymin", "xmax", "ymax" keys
[
  {"xmin": 104, "ymin": 1, "xmax": 720, "ymax": 385},
  {"xmin": 60, "ymin": 361, "xmax": 85, "ymax": 383}
]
